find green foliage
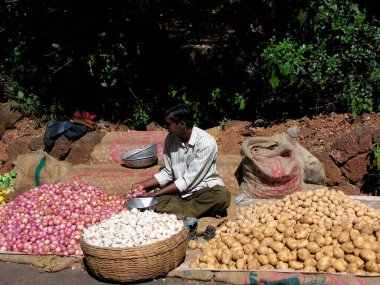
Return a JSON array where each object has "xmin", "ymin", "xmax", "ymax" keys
[
  {"xmin": 132, "ymin": 100, "xmax": 152, "ymax": 129},
  {"xmin": 0, "ymin": 0, "xmax": 379, "ymax": 128},
  {"xmin": 0, "ymin": 170, "xmax": 17, "ymax": 190},
  {"xmin": 373, "ymin": 142, "xmax": 380, "ymax": 171},
  {"xmin": 261, "ymin": 0, "xmax": 380, "ymax": 117}
]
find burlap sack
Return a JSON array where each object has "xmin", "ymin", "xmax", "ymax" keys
[
  {"xmin": 11, "ymin": 149, "xmax": 72, "ymax": 200},
  {"xmin": 90, "ymin": 131, "xmax": 167, "ymax": 165},
  {"xmin": 240, "ymin": 134, "xmax": 303, "ymax": 199},
  {"xmin": 216, "ymin": 154, "xmax": 242, "ymax": 195},
  {"xmin": 0, "ymin": 253, "xmax": 83, "ymax": 272},
  {"xmin": 290, "ymin": 136, "xmax": 326, "ymax": 184},
  {"xmin": 60, "ymin": 164, "xmax": 162, "ymax": 196}
]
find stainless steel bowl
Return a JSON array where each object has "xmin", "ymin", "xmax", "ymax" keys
[
  {"xmin": 122, "ymin": 154, "xmax": 157, "ymax": 168},
  {"xmin": 120, "ymin": 144, "xmax": 158, "ymax": 160},
  {"xmin": 124, "ymin": 197, "xmax": 157, "ymax": 211}
]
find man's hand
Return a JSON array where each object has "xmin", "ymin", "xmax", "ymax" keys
[
  {"xmin": 131, "ymin": 183, "xmax": 145, "ymax": 192},
  {"xmin": 126, "ymin": 184, "xmax": 147, "ymax": 199},
  {"xmin": 137, "ymin": 190, "xmax": 155, "ymax": 198}
]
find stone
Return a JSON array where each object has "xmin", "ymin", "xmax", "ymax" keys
[
  {"xmin": 330, "ymin": 126, "xmax": 373, "ymax": 164},
  {"xmin": 0, "ymin": 102, "xmax": 22, "ymax": 129},
  {"xmin": 146, "ymin": 121, "xmax": 165, "ymax": 131},
  {"xmin": 314, "ymin": 152, "xmax": 343, "ymax": 186},
  {"xmin": 65, "ymin": 130, "xmax": 104, "ymax": 165},
  {"xmin": 0, "ymin": 161, "xmax": 13, "ymax": 176},
  {"xmin": 374, "ymin": 127, "xmax": 380, "ymax": 143},
  {"xmin": 0, "ymin": 119, "xmax": 6, "ymax": 138},
  {"xmin": 341, "ymin": 153, "xmax": 371, "ymax": 186},
  {"xmin": 6, "ymin": 137, "xmax": 31, "ymax": 162},
  {"xmin": 0, "ymin": 140, "xmax": 8, "ymax": 162},
  {"xmin": 29, "ymin": 135, "xmax": 45, "ymax": 151},
  {"xmin": 49, "ymin": 136, "xmax": 71, "ymax": 160}
]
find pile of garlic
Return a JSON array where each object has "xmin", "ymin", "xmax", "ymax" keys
[{"xmin": 83, "ymin": 208, "xmax": 184, "ymax": 248}]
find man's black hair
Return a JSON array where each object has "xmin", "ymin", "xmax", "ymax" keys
[{"xmin": 164, "ymin": 104, "xmax": 194, "ymax": 128}]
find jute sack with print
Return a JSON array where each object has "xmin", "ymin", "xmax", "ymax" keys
[{"xmin": 240, "ymin": 134, "xmax": 303, "ymax": 199}]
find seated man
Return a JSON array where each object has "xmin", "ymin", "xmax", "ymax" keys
[{"xmin": 130, "ymin": 104, "xmax": 231, "ymax": 218}]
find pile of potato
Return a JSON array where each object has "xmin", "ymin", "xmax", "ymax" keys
[{"xmin": 187, "ymin": 188, "xmax": 380, "ymax": 274}]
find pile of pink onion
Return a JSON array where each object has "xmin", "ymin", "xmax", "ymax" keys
[
  {"xmin": 0, "ymin": 182, "xmax": 124, "ymax": 256},
  {"xmin": 126, "ymin": 188, "xmax": 147, "ymax": 199}
]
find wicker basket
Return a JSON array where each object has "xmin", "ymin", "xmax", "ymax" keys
[{"xmin": 80, "ymin": 225, "xmax": 189, "ymax": 283}]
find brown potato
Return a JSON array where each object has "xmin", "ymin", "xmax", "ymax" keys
[
  {"xmin": 326, "ymin": 267, "xmax": 336, "ymax": 273},
  {"xmin": 188, "ymin": 240, "xmax": 198, "ymax": 250},
  {"xmin": 268, "ymin": 253, "xmax": 278, "ymax": 266},
  {"xmin": 240, "ymin": 227, "xmax": 251, "ymax": 236},
  {"xmin": 306, "ymin": 242, "xmax": 320, "ymax": 254},
  {"xmin": 332, "ymin": 258, "xmax": 347, "ymax": 272},
  {"xmin": 259, "ymin": 264, "xmax": 275, "ymax": 270},
  {"xmin": 346, "ymin": 262, "xmax": 359, "ymax": 273},
  {"xmin": 365, "ymin": 261, "xmax": 380, "ymax": 273},
  {"xmin": 360, "ymin": 249, "xmax": 376, "ymax": 262},
  {"xmin": 338, "ymin": 231, "xmax": 351, "ymax": 243},
  {"xmin": 298, "ymin": 248, "xmax": 311, "ymax": 261},
  {"xmin": 341, "ymin": 242, "xmax": 355, "ymax": 254},
  {"xmin": 333, "ymin": 247, "xmax": 345, "ymax": 259},
  {"xmin": 270, "ymin": 241, "xmax": 285, "ymax": 253},
  {"xmin": 257, "ymin": 246, "xmax": 271, "ymax": 255},
  {"xmin": 247, "ymin": 259, "xmax": 260, "ymax": 270},
  {"xmin": 304, "ymin": 265, "xmax": 317, "ymax": 272},
  {"xmin": 317, "ymin": 256, "xmax": 332, "ymax": 271},
  {"xmin": 276, "ymin": 261, "xmax": 289, "ymax": 270},
  {"xmin": 284, "ymin": 228, "xmax": 294, "ymax": 238},
  {"xmin": 243, "ymin": 243, "xmax": 255, "ymax": 255},
  {"xmin": 286, "ymin": 238, "xmax": 298, "ymax": 251},
  {"xmin": 277, "ymin": 250, "xmax": 290, "ymax": 262},
  {"xmin": 344, "ymin": 254, "xmax": 357, "ymax": 264},
  {"xmin": 221, "ymin": 249, "xmax": 232, "ymax": 265},
  {"xmin": 236, "ymin": 258, "xmax": 246, "ymax": 270},
  {"xmin": 289, "ymin": 261, "xmax": 304, "ymax": 270},
  {"xmin": 258, "ymin": 255, "xmax": 270, "ymax": 265},
  {"xmin": 315, "ymin": 235, "xmax": 326, "ymax": 247},
  {"xmin": 304, "ymin": 258, "xmax": 317, "ymax": 266},
  {"xmin": 353, "ymin": 236, "xmax": 365, "ymax": 249},
  {"xmin": 189, "ymin": 260, "xmax": 199, "ymax": 268}
]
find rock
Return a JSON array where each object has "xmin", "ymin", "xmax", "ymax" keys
[
  {"xmin": 0, "ymin": 102, "xmax": 22, "ymax": 130},
  {"xmin": 0, "ymin": 161, "xmax": 13, "ymax": 176},
  {"xmin": 65, "ymin": 130, "xmax": 104, "ymax": 165},
  {"xmin": 314, "ymin": 152, "xmax": 343, "ymax": 186},
  {"xmin": 6, "ymin": 137, "xmax": 31, "ymax": 162},
  {"xmin": 374, "ymin": 127, "xmax": 380, "ymax": 143},
  {"xmin": 29, "ymin": 135, "xmax": 45, "ymax": 151},
  {"xmin": 49, "ymin": 136, "xmax": 71, "ymax": 160},
  {"xmin": 341, "ymin": 153, "xmax": 371, "ymax": 186},
  {"xmin": 146, "ymin": 122, "xmax": 165, "ymax": 131},
  {"xmin": 0, "ymin": 141, "xmax": 8, "ymax": 162},
  {"xmin": 287, "ymin": 126, "xmax": 300, "ymax": 138},
  {"xmin": 330, "ymin": 126, "xmax": 373, "ymax": 164},
  {"xmin": 0, "ymin": 120, "xmax": 6, "ymax": 138}
]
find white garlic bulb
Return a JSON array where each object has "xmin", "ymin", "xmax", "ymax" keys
[{"xmin": 83, "ymin": 209, "xmax": 184, "ymax": 248}]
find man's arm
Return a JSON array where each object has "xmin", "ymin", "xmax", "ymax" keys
[
  {"xmin": 131, "ymin": 177, "xmax": 160, "ymax": 193},
  {"xmin": 142, "ymin": 182, "xmax": 179, "ymax": 197}
]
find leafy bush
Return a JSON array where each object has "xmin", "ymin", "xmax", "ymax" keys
[{"xmin": 261, "ymin": 0, "xmax": 380, "ymax": 117}]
